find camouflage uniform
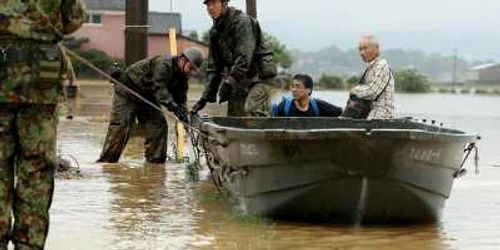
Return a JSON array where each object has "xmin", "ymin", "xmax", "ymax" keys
[
  {"xmin": 98, "ymin": 56, "xmax": 189, "ymax": 164},
  {"xmin": 201, "ymin": 7, "xmax": 273, "ymax": 117},
  {"xmin": 0, "ymin": 1, "xmax": 85, "ymax": 249}
]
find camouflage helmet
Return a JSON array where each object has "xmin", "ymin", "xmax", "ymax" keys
[{"xmin": 181, "ymin": 47, "xmax": 204, "ymax": 70}]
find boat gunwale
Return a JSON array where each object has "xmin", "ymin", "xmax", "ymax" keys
[{"xmin": 201, "ymin": 123, "xmax": 479, "ymax": 142}]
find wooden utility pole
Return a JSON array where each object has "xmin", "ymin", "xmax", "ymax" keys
[
  {"xmin": 246, "ymin": 0, "xmax": 257, "ymax": 19},
  {"xmin": 125, "ymin": 0, "xmax": 149, "ymax": 66}
]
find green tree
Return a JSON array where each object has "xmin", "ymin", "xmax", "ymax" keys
[
  {"xmin": 201, "ymin": 30, "xmax": 210, "ymax": 44},
  {"xmin": 188, "ymin": 30, "xmax": 199, "ymax": 41},
  {"xmin": 263, "ymin": 33, "xmax": 293, "ymax": 70},
  {"xmin": 72, "ymin": 49, "xmax": 123, "ymax": 79},
  {"xmin": 318, "ymin": 74, "xmax": 344, "ymax": 89},
  {"xmin": 394, "ymin": 69, "xmax": 430, "ymax": 93},
  {"xmin": 64, "ymin": 36, "xmax": 123, "ymax": 79},
  {"xmin": 62, "ymin": 36, "xmax": 89, "ymax": 50},
  {"xmin": 346, "ymin": 75, "xmax": 360, "ymax": 87}
]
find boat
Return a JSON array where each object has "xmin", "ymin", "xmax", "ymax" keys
[{"xmin": 196, "ymin": 116, "xmax": 479, "ymax": 224}]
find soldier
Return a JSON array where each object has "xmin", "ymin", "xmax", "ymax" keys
[
  {"xmin": 191, "ymin": 0, "xmax": 277, "ymax": 117},
  {"xmin": 97, "ymin": 48, "xmax": 204, "ymax": 164},
  {"xmin": 0, "ymin": 1, "xmax": 85, "ymax": 249}
]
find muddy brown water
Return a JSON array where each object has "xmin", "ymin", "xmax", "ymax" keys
[{"xmin": 42, "ymin": 85, "xmax": 500, "ymax": 250}]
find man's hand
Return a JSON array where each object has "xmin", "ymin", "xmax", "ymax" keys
[
  {"xmin": 108, "ymin": 62, "xmax": 123, "ymax": 83},
  {"xmin": 191, "ymin": 98, "xmax": 207, "ymax": 114},
  {"xmin": 160, "ymin": 101, "xmax": 189, "ymax": 124},
  {"xmin": 173, "ymin": 105, "xmax": 189, "ymax": 124},
  {"xmin": 218, "ymin": 76, "xmax": 237, "ymax": 104}
]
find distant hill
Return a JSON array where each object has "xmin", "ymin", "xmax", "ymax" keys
[{"xmin": 290, "ymin": 46, "xmax": 495, "ymax": 82}]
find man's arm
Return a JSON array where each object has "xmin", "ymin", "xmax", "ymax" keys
[
  {"xmin": 200, "ymin": 49, "xmax": 222, "ymax": 103},
  {"xmin": 316, "ymin": 99, "xmax": 342, "ymax": 117},
  {"xmin": 151, "ymin": 59, "xmax": 175, "ymax": 106},
  {"xmin": 228, "ymin": 15, "xmax": 256, "ymax": 83},
  {"xmin": 352, "ymin": 59, "xmax": 391, "ymax": 101},
  {"xmin": 61, "ymin": 0, "xmax": 86, "ymax": 34}
]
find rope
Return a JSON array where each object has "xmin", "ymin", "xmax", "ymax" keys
[
  {"xmin": 455, "ymin": 142, "xmax": 480, "ymax": 178},
  {"xmin": 60, "ymin": 44, "xmax": 224, "ymax": 190}
]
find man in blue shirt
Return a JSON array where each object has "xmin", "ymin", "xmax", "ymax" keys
[{"xmin": 271, "ymin": 74, "xmax": 342, "ymax": 117}]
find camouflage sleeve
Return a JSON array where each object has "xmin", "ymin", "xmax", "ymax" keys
[
  {"xmin": 201, "ymin": 49, "xmax": 222, "ymax": 103},
  {"xmin": 176, "ymin": 77, "xmax": 189, "ymax": 106},
  {"xmin": 152, "ymin": 59, "xmax": 174, "ymax": 105},
  {"xmin": 229, "ymin": 15, "xmax": 256, "ymax": 82},
  {"xmin": 61, "ymin": 0, "xmax": 86, "ymax": 34}
]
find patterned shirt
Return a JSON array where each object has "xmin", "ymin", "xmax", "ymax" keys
[{"xmin": 351, "ymin": 57, "xmax": 395, "ymax": 119}]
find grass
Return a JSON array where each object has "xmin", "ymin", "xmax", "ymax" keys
[{"xmin": 430, "ymin": 83, "xmax": 500, "ymax": 95}]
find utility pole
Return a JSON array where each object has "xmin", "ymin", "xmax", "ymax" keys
[
  {"xmin": 246, "ymin": 0, "xmax": 257, "ymax": 19},
  {"xmin": 452, "ymin": 48, "xmax": 458, "ymax": 88},
  {"xmin": 125, "ymin": 0, "xmax": 149, "ymax": 66}
]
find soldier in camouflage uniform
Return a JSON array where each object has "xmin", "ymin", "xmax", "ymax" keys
[
  {"xmin": 0, "ymin": 1, "xmax": 85, "ymax": 249},
  {"xmin": 191, "ymin": 0, "xmax": 277, "ymax": 117},
  {"xmin": 97, "ymin": 48, "xmax": 203, "ymax": 164}
]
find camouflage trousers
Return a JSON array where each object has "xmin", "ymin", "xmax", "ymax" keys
[
  {"xmin": 0, "ymin": 104, "xmax": 56, "ymax": 250},
  {"xmin": 227, "ymin": 82, "xmax": 272, "ymax": 117},
  {"xmin": 98, "ymin": 85, "xmax": 167, "ymax": 163}
]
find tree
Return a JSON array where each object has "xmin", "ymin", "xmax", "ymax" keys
[
  {"xmin": 263, "ymin": 33, "xmax": 293, "ymax": 70},
  {"xmin": 318, "ymin": 74, "xmax": 344, "ymax": 89},
  {"xmin": 63, "ymin": 36, "xmax": 123, "ymax": 79},
  {"xmin": 346, "ymin": 75, "xmax": 360, "ymax": 87},
  {"xmin": 199, "ymin": 31, "xmax": 294, "ymax": 70},
  {"xmin": 201, "ymin": 30, "xmax": 210, "ymax": 44},
  {"xmin": 62, "ymin": 36, "xmax": 90, "ymax": 50},
  {"xmin": 188, "ymin": 30, "xmax": 199, "ymax": 41},
  {"xmin": 72, "ymin": 49, "xmax": 123, "ymax": 79},
  {"xmin": 394, "ymin": 69, "xmax": 430, "ymax": 93}
]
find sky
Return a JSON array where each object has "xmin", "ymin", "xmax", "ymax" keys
[{"xmin": 149, "ymin": 0, "xmax": 500, "ymax": 60}]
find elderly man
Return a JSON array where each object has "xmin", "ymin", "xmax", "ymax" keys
[{"xmin": 344, "ymin": 35, "xmax": 395, "ymax": 119}]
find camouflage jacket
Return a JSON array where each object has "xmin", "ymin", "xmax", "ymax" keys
[
  {"xmin": 124, "ymin": 56, "xmax": 189, "ymax": 106},
  {"xmin": 0, "ymin": 0, "xmax": 85, "ymax": 104},
  {"xmin": 0, "ymin": 0, "xmax": 86, "ymax": 42},
  {"xmin": 202, "ymin": 7, "xmax": 262, "ymax": 102}
]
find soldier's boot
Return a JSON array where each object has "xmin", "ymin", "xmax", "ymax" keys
[
  {"xmin": 138, "ymin": 108, "xmax": 167, "ymax": 164},
  {"xmin": 13, "ymin": 105, "xmax": 56, "ymax": 250},
  {"xmin": 97, "ymin": 91, "xmax": 136, "ymax": 163},
  {"xmin": 97, "ymin": 122, "xmax": 132, "ymax": 163}
]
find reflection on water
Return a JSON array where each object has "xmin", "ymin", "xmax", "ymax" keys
[{"xmin": 45, "ymin": 86, "xmax": 500, "ymax": 250}]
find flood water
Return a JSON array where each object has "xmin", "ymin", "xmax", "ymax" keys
[{"xmin": 45, "ymin": 87, "xmax": 500, "ymax": 250}]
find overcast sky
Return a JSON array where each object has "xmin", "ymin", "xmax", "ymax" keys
[{"xmin": 149, "ymin": 0, "xmax": 500, "ymax": 60}]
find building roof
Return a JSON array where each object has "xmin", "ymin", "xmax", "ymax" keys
[
  {"xmin": 148, "ymin": 12, "xmax": 182, "ymax": 35},
  {"xmin": 469, "ymin": 63, "xmax": 500, "ymax": 71},
  {"xmin": 85, "ymin": 1, "xmax": 183, "ymax": 35},
  {"xmin": 85, "ymin": 0, "xmax": 125, "ymax": 11}
]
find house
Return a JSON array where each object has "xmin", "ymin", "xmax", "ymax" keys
[
  {"xmin": 74, "ymin": 0, "xmax": 209, "ymax": 59},
  {"xmin": 466, "ymin": 63, "xmax": 500, "ymax": 83}
]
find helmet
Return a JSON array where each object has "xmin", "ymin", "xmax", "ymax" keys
[{"xmin": 181, "ymin": 47, "xmax": 204, "ymax": 70}]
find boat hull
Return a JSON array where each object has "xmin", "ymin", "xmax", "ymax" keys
[{"xmin": 199, "ymin": 117, "xmax": 478, "ymax": 224}]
